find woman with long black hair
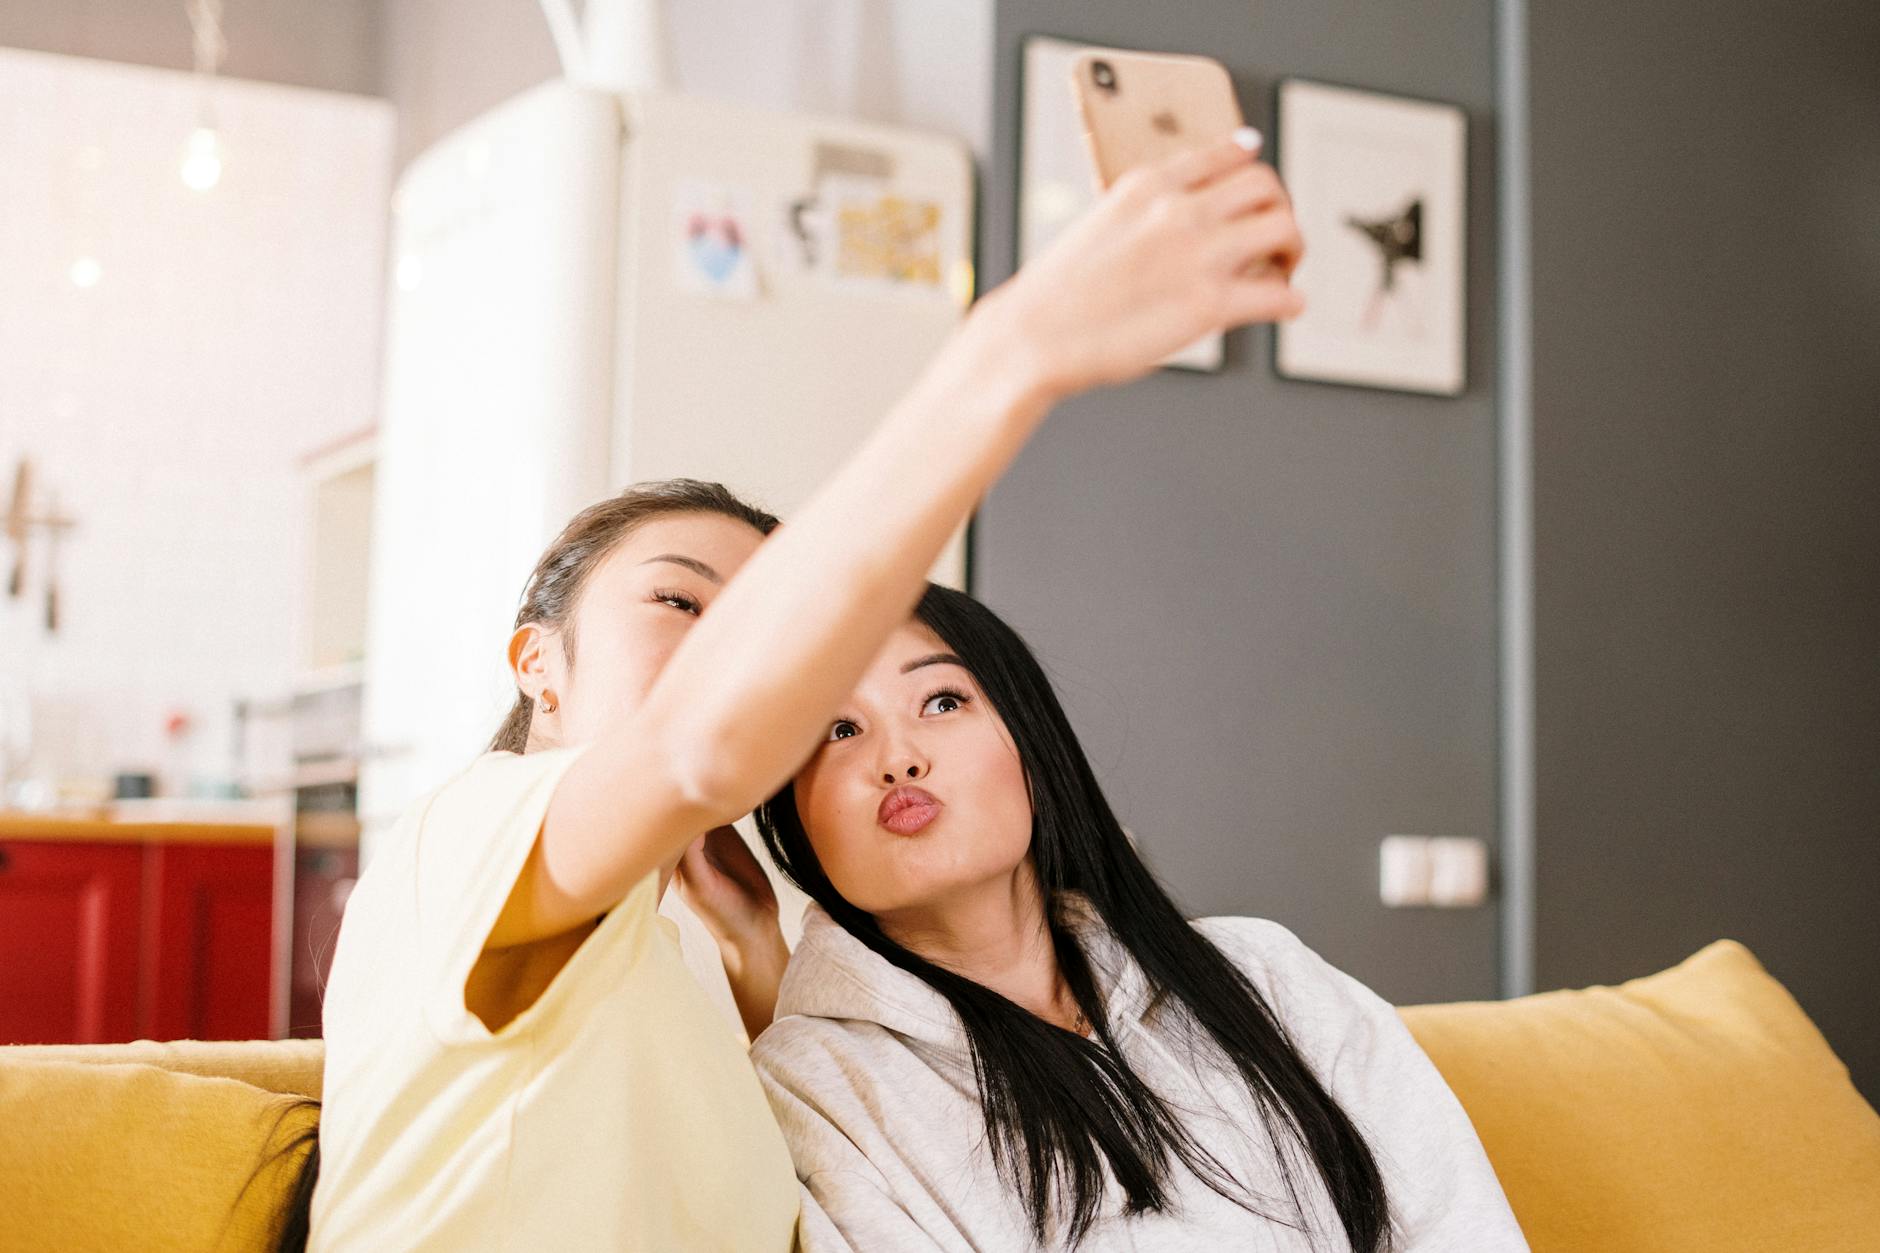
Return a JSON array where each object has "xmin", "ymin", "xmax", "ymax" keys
[{"xmin": 749, "ymin": 586, "xmax": 1528, "ymax": 1251}]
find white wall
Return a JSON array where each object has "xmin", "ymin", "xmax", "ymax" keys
[{"xmin": 0, "ymin": 49, "xmax": 392, "ymax": 794}]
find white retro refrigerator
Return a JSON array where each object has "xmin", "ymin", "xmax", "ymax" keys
[{"xmin": 356, "ymin": 81, "xmax": 974, "ymax": 1009}]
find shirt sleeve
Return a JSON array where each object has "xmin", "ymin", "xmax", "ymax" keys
[
  {"xmin": 753, "ymin": 1033, "xmax": 963, "ymax": 1253},
  {"xmin": 792, "ymin": 1172, "xmax": 930, "ymax": 1253},
  {"xmin": 408, "ymin": 746, "xmax": 595, "ymax": 1035},
  {"xmin": 1198, "ymin": 917, "xmax": 1532, "ymax": 1252}
]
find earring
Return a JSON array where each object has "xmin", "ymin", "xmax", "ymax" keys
[{"xmin": 538, "ymin": 691, "xmax": 558, "ymax": 715}]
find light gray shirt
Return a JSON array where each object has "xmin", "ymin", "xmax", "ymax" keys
[{"xmin": 752, "ymin": 897, "xmax": 1530, "ymax": 1252}]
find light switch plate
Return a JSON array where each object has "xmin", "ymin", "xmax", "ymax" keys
[
  {"xmin": 1379, "ymin": 835, "xmax": 1432, "ymax": 906},
  {"xmin": 1428, "ymin": 836, "xmax": 1489, "ymax": 906},
  {"xmin": 1381, "ymin": 834, "xmax": 1490, "ymax": 907}
]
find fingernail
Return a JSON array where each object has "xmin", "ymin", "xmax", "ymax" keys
[{"xmin": 1232, "ymin": 126, "xmax": 1263, "ymax": 153}]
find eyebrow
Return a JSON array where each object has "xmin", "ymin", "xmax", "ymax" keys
[
  {"xmin": 639, "ymin": 554, "xmax": 723, "ymax": 584},
  {"xmin": 900, "ymin": 652, "xmax": 967, "ymax": 675}
]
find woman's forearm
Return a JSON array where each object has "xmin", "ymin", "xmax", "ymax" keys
[
  {"xmin": 720, "ymin": 926, "xmax": 792, "ymax": 1041},
  {"xmin": 528, "ymin": 298, "xmax": 1059, "ymax": 939}
]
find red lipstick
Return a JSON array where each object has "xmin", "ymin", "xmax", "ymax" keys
[{"xmin": 877, "ymin": 785, "xmax": 943, "ymax": 835}]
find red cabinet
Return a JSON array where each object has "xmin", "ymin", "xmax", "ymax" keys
[
  {"xmin": 0, "ymin": 824, "xmax": 276, "ymax": 1045},
  {"xmin": 0, "ymin": 841, "xmax": 143, "ymax": 1045},
  {"xmin": 141, "ymin": 843, "xmax": 276, "ymax": 1042}
]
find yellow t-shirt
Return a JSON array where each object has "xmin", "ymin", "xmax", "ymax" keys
[{"xmin": 309, "ymin": 747, "xmax": 800, "ymax": 1251}]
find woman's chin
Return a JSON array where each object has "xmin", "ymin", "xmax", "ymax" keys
[{"xmin": 852, "ymin": 859, "xmax": 1031, "ymax": 922}]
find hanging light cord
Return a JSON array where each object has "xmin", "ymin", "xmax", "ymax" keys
[
  {"xmin": 187, "ymin": 0, "xmax": 226, "ymax": 80},
  {"xmin": 179, "ymin": 0, "xmax": 227, "ymax": 189}
]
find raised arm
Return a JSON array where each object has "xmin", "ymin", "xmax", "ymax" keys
[{"xmin": 494, "ymin": 133, "xmax": 1304, "ymax": 947}]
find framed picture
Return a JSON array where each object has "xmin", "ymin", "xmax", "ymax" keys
[
  {"xmin": 1018, "ymin": 34, "xmax": 1224, "ymax": 372},
  {"xmin": 1274, "ymin": 79, "xmax": 1467, "ymax": 395}
]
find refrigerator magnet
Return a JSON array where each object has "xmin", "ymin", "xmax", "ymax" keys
[{"xmin": 673, "ymin": 179, "xmax": 760, "ymax": 300}]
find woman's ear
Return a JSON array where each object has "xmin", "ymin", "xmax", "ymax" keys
[{"xmin": 508, "ymin": 623, "xmax": 554, "ymax": 699}]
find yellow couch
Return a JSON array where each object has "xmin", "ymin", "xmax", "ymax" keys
[{"xmin": 4, "ymin": 940, "xmax": 1876, "ymax": 1251}]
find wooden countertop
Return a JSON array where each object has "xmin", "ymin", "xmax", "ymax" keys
[{"xmin": 0, "ymin": 812, "xmax": 278, "ymax": 846}]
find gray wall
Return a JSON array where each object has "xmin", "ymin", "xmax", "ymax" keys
[
  {"xmin": 1529, "ymin": 1, "xmax": 1880, "ymax": 1100},
  {"xmin": 377, "ymin": 0, "xmax": 557, "ymax": 169},
  {"xmin": 0, "ymin": 0, "xmax": 380, "ymax": 95},
  {"xmin": 976, "ymin": 1, "xmax": 1505, "ymax": 1006}
]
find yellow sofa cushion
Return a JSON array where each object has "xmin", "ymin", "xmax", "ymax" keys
[
  {"xmin": 0, "ymin": 1056, "xmax": 317, "ymax": 1253},
  {"xmin": 2, "ymin": 1036, "xmax": 324, "ymax": 1100},
  {"xmin": 1400, "ymin": 939, "xmax": 1880, "ymax": 1252}
]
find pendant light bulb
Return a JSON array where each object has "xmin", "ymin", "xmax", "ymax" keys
[{"xmin": 181, "ymin": 125, "xmax": 223, "ymax": 192}]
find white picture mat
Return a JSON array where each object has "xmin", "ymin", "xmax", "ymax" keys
[
  {"xmin": 1019, "ymin": 35, "xmax": 1224, "ymax": 372},
  {"xmin": 1275, "ymin": 79, "xmax": 1466, "ymax": 395}
]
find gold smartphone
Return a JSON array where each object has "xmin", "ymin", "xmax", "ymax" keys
[{"xmin": 1070, "ymin": 49, "xmax": 1246, "ymax": 190}]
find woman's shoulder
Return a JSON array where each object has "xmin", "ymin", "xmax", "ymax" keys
[
  {"xmin": 358, "ymin": 744, "xmax": 606, "ymax": 950},
  {"xmin": 437, "ymin": 745, "xmax": 586, "ymax": 803},
  {"xmin": 751, "ymin": 1011, "xmax": 906, "ymax": 1083},
  {"xmin": 751, "ymin": 1009, "xmax": 840, "ymax": 1058},
  {"xmin": 1190, "ymin": 913, "xmax": 1315, "ymax": 971},
  {"xmin": 752, "ymin": 1005, "xmax": 978, "ymax": 1131},
  {"xmin": 1187, "ymin": 912, "xmax": 1427, "ymax": 1092},
  {"xmin": 1189, "ymin": 914, "xmax": 1388, "ymax": 1019},
  {"xmin": 403, "ymin": 745, "xmax": 590, "ymax": 847}
]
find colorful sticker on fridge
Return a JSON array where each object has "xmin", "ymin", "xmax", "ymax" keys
[
  {"xmin": 673, "ymin": 180, "xmax": 759, "ymax": 300},
  {"xmin": 833, "ymin": 190, "xmax": 943, "ymax": 286},
  {"xmin": 778, "ymin": 174, "xmax": 948, "ymax": 294}
]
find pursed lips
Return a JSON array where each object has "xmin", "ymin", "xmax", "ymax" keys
[{"xmin": 877, "ymin": 785, "xmax": 943, "ymax": 835}]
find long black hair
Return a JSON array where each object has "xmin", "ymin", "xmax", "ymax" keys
[{"xmin": 756, "ymin": 584, "xmax": 1394, "ymax": 1250}]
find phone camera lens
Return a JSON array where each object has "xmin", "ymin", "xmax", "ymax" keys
[{"xmin": 1091, "ymin": 60, "xmax": 1117, "ymax": 93}]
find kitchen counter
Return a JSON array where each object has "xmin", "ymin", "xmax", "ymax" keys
[{"xmin": 0, "ymin": 812, "xmax": 277, "ymax": 846}]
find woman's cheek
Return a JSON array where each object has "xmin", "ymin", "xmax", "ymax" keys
[{"xmin": 800, "ymin": 773, "xmax": 870, "ymax": 882}]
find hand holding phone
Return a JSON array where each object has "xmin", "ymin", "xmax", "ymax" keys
[
  {"xmin": 971, "ymin": 130, "xmax": 1305, "ymax": 397},
  {"xmin": 1072, "ymin": 49, "xmax": 1247, "ymax": 189},
  {"xmin": 1071, "ymin": 48, "xmax": 1300, "ymax": 287}
]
